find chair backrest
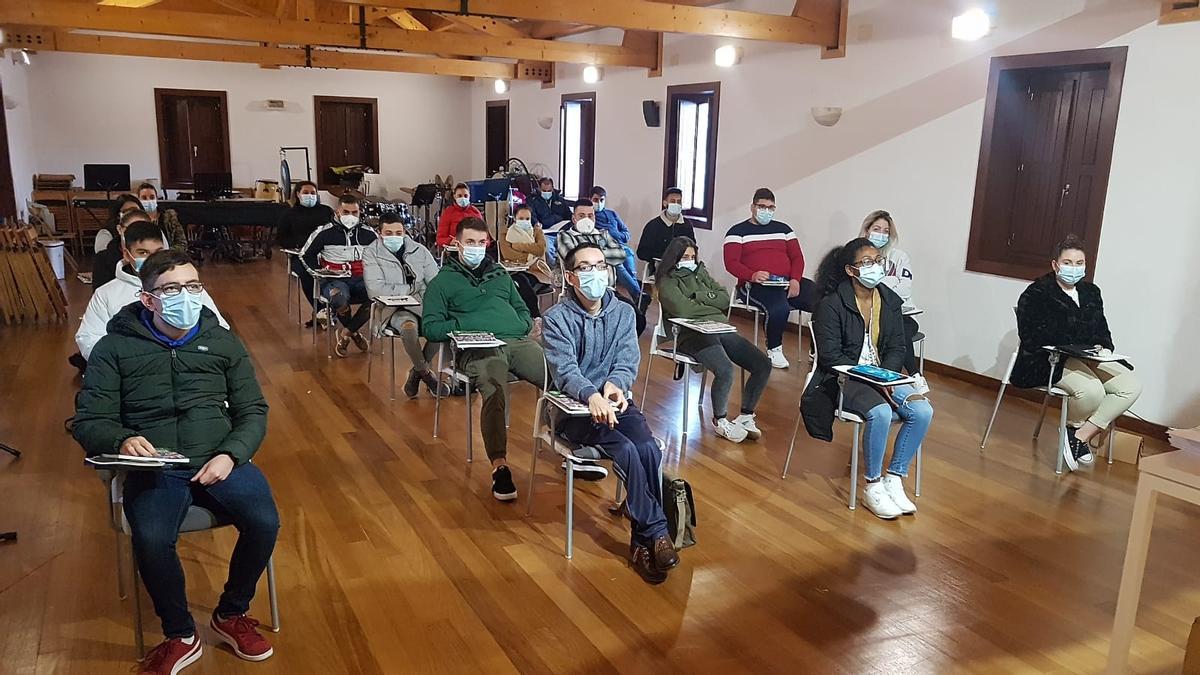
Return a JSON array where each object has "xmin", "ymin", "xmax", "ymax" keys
[{"xmin": 804, "ymin": 326, "xmax": 821, "ymax": 390}]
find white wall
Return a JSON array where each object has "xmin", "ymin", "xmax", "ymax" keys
[
  {"xmin": 471, "ymin": 0, "xmax": 1200, "ymax": 427},
  {"xmin": 17, "ymin": 52, "xmax": 473, "ymax": 199},
  {"xmin": 1, "ymin": 57, "xmax": 36, "ymax": 215}
]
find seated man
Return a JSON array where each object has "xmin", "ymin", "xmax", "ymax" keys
[
  {"xmin": 300, "ymin": 193, "xmax": 377, "ymax": 357},
  {"xmin": 637, "ymin": 187, "xmax": 699, "ymax": 312},
  {"xmin": 77, "ymin": 222, "xmax": 227, "ymax": 361},
  {"xmin": 73, "ymin": 249, "xmax": 278, "ymax": 675},
  {"xmin": 421, "ymin": 217, "xmax": 545, "ymax": 502},
  {"xmin": 529, "ymin": 176, "xmax": 572, "ymax": 228},
  {"xmin": 590, "ymin": 185, "xmax": 638, "ymax": 289},
  {"xmin": 556, "ymin": 200, "xmax": 641, "ymax": 299},
  {"xmin": 542, "ymin": 242, "xmax": 679, "ymax": 584}
]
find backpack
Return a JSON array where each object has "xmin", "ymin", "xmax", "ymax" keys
[{"xmin": 662, "ymin": 471, "xmax": 696, "ymax": 550}]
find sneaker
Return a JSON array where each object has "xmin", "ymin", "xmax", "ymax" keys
[
  {"xmin": 732, "ymin": 413, "xmax": 762, "ymax": 440},
  {"xmin": 1061, "ymin": 431, "xmax": 1079, "ymax": 472},
  {"xmin": 334, "ymin": 333, "xmax": 352, "ymax": 358},
  {"xmin": 767, "ymin": 346, "xmax": 790, "ymax": 369},
  {"xmin": 210, "ymin": 613, "xmax": 273, "ymax": 662},
  {"xmin": 315, "ymin": 308, "xmax": 329, "ymax": 329},
  {"xmin": 491, "ymin": 465, "xmax": 518, "ymax": 501},
  {"xmin": 882, "ymin": 474, "xmax": 916, "ymax": 514},
  {"xmin": 713, "ymin": 417, "xmax": 749, "ymax": 443},
  {"xmin": 421, "ymin": 371, "xmax": 452, "ymax": 397},
  {"xmin": 139, "ymin": 636, "xmax": 203, "ymax": 675},
  {"xmin": 652, "ymin": 534, "xmax": 680, "ymax": 571},
  {"xmin": 349, "ymin": 331, "xmax": 369, "ymax": 352},
  {"xmin": 561, "ymin": 458, "xmax": 608, "ymax": 481},
  {"xmin": 912, "ymin": 373, "xmax": 930, "ymax": 396},
  {"xmin": 68, "ymin": 352, "xmax": 87, "ymax": 374},
  {"xmin": 402, "ymin": 369, "xmax": 422, "ymax": 398},
  {"xmin": 1069, "ymin": 428, "xmax": 1093, "ymax": 465},
  {"xmin": 862, "ymin": 481, "xmax": 903, "ymax": 520},
  {"xmin": 630, "ymin": 542, "xmax": 667, "ymax": 584}
]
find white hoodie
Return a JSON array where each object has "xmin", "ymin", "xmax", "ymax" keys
[
  {"xmin": 75, "ymin": 260, "xmax": 228, "ymax": 360},
  {"xmin": 880, "ymin": 246, "xmax": 914, "ymax": 307}
]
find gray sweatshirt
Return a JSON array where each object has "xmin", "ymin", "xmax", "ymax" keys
[{"xmin": 542, "ymin": 290, "xmax": 641, "ymax": 403}]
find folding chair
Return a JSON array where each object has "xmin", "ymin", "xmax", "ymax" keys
[
  {"xmin": 280, "ymin": 248, "xmax": 303, "ymax": 326},
  {"xmin": 781, "ymin": 336, "xmax": 924, "ymax": 510},
  {"xmin": 366, "ymin": 300, "xmax": 404, "ymax": 400},
  {"xmin": 635, "ymin": 258, "xmax": 658, "ymax": 309},
  {"xmin": 640, "ymin": 313, "xmax": 708, "ymax": 448},
  {"xmin": 309, "ymin": 268, "xmax": 350, "ymax": 358},
  {"xmin": 99, "ymin": 470, "xmax": 279, "ymax": 659},
  {"xmin": 728, "ymin": 283, "xmax": 808, "ymax": 359}
]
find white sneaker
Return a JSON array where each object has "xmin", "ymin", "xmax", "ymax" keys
[
  {"xmin": 862, "ymin": 482, "xmax": 903, "ymax": 520},
  {"xmin": 315, "ymin": 308, "xmax": 329, "ymax": 329},
  {"xmin": 912, "ymin": 373, "xmax": 930, "ymax": 396},
  {"xmin": 732, "ymin": 413, "xmax": 762, "ymax": 440},
  {"xmin": 767, "ymin": 347, "xmax": 790, "ymax": 369},
  {"xmin": 713, "ymin": 417, "xmax": 748, "ymax": 443},
  {"xmin": 882, "ymin": 474, "xmax": 916, "ymax": 514}
]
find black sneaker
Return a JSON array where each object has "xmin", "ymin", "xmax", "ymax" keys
[
  {"xmin": 1069, "ymin": 429, "xmax": 1094, "ymax": 465},
  {"xmin": 402, "ymin": 369, "xmax": 422, "ymax": 398},
  {"xmin": 1061, "ymin": 429, "xmax": 1080, "ymax": 472},
  {"xmin": 561, "ymin": 459, "xmax": 608, "ymax": 481},
  {"xmin": 491, "ymin": 465, "xmax": 518, "ymax": 502}
]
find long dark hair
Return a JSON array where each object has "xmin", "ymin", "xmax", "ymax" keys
[
  {"xmin": 106, "ymin": 193, "xmax": 142, "ymax": 234},
  {"xmin": 659, "ymin": 236, "xmax": 697, "ymax": 279},
  {"xmin": 815, "ymin": 237, "xmax": 877, "ymax": 298}
]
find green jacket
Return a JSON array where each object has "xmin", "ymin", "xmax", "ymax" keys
[
  {"xmin": 73, "ymin": 304, "xmax": 268, "ymax": 468},
  {"xmin": 421, "ymin": 255, "xmax": 532, "ymax": 342},
  {"xmin": 657, "ymin": 262, "xmax": 731, "ymax": 324}
]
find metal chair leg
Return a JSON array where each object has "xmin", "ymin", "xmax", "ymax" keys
[
  {"xmin": 1055, "ymin": 397, "xmax": 1068, "ymax": 475},
  {"xmin": 639, "ymin": 357, "xmax": 653, "ymax": 408},
  {"xmin": 131, "ymin": 538, "xmax": 145, "ymax": 659},
  {"xmin": 979, "ymin": 382, "xmax": 1008, "ymax": 450},
  {"xmin": 849, "ymin": 423, "xmax": 860, "ymax": 511},
  {"xmin": 1107, "ymin": 423, "xmax": 1116, "ymax": 464},
  {"xmin": 782, "ymin": 413, "xmax": 802, "ymax": 479},
  {"xmin": 697, "ymin": 371, "xmax": 708, "ymax": 424},
  {"xmin": 918, "ymin": 337, "xmax": 926, "ymax": 373},
  {"xmin": 366, "ymin": 308, "xmax": 376, "ymax": 383},
  {"xmin": 915, "ymin": 444, "xmax": 923, "ymax": 497},
  {"xmin": 564, "ymin": 438, "xmax": 574, "ymax": 560},
  {"xmin": 311, "ymin": 280, "xmax": 319, "ymax": 346},
  {"xmin": 266, "ymin": 556, "xmax": 280, "ymax": 632},
  {"xmin": 389, "ymin": 339, "xmax": 397, "ymax": 401},
  {"xmin": 526, "ymin": 411, "xmax": 542, "ymax": 517},
  {"xmin": 1033, "ymin": 393, "xmax": 1051, "ymax": 440},
  {"xmin": 433, "ymin": 347, "xmax": 444, "ymax": 438},
  {"xmin": 466, "ymin": 387, "xmax": 474, "ymax": 463},
  {"xmin": 115, "ymin": 527, "xmax": 127, "ymax": 600},
  {"xmin": 680, "ymin": 370, "xmax": 690, "ymax": 448}
]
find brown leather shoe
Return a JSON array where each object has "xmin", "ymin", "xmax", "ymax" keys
[
  {"xmin": 630, "ymin": 543, "xmax": 667, "ymax": 585},
  {"xmin": 652, "ymin": 535, "xmax": 679, "ymax": 571}
]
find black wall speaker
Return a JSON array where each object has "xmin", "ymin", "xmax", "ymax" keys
[{"xmin": 642, "ymin": 100, "xmax": 661, "ymax": 128}]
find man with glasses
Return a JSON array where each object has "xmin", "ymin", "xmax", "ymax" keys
[
  {"xmin": 723, "ymin": 187, "xmax": 816, "ymax": 369},
  {"xmin": 74, "ymin": 249, "xmax": 278, "ymax": 675},
  {"xmin": 542, "ymin": 242, "xmax": 678, "ymax": 584}
]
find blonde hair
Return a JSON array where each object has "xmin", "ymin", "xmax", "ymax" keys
[{"xmin": 860, "ymin": 209, "xmax": 898, "ymax": 252}]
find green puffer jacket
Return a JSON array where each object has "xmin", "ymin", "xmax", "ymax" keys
[
  {"xmin": 657, "ymin": 262, "xmax": 731, "ymax": 324},
  {"xmin": 421, "ymin": 255, "xmax": 532, "ymax": 342},
  {"xmin": 73, "ymin": 303, "xmax": 268, "ymax": 468}
]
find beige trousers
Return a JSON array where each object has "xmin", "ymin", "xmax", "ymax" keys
[{"xmin": 1056, "ymin": 358, "xmax": 1142, "ymax": 429}]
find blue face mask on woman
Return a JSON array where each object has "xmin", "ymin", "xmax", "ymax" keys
[
  {"xmin": 298, "ymin": 194, "xmax": 318, "ymax": 208},
  {"xmin": 382, "ymin": 235, "xmax": 404, "ymax": 253},
  {"xmin": 156, "ymin": 290, "xmax": 203, "ymax": 330},
  {"xmin": 455, "ymin": 197, "xmax": 471, "ymax": 208},
  {"xmin": 677, "ymin": 259, "xmax": 697, "ymax": 272},
  {"xmin": 1057, "ymin": 263, "xmax": 1086, "ymax": 285},
  {"xmin": 856, "ymin": 263, "xmax": 885, "ymax": 289},
  {"xmin": 868, "ymin": 232, "xmax": 890, "ymax": 248},
  {"xmin": 576, "ymin": 270, "xmax": 608, "ymax": 300}
]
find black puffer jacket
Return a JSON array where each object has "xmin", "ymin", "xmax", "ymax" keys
[
  {"xmin": 1011, "ymin": 273, "xmax": 1128, "ymax": 388},
  {"xmin": 802, "ymin": 280, "xmax": 907, "ymax": 442}
]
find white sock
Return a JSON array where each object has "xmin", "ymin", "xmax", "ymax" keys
[{"xmin": 180, "ymin": 635, "xmax": 196, "ymax": 645}]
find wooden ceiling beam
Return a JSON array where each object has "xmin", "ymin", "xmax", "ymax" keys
[
  {"xmin": 0, "ymin": 1, "xmax": 657, "ymax": 66},
  {"xmin": 334, "ymin": 0, "xmax": 835, "ymax": 45},
  {"xmin": 385, "ymin": 9, "xmax": 428, "ymax": 29},
  {"xmin": 211, "ymin": 0, "xmax": 271, "ymax": 17},
  {"xmin": 435, "ymin": 13, "xmax": 527, "ymax": 37},
  {"xmin": 791, "ymin": 0, "xmax": 846, "ymax": 58}
]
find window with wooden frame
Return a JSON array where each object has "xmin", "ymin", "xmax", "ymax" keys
[
  {"xmin": 966, "ymin": 48, "xmax": 1127, "ymax": 280},
  {"xmin": 314, "ymin": 96, "xmax": 380, "ymax": 190},
  {"xmin": 154, "ymin": 89, "xmax": 231, "ymax": 190},
  {"xmin": 558, "ymin": 92, "xmax": 596, "ymax": 202},
  {"xmin": 663, "ymin": 82, "xmax": 720, "ymax": 229}
]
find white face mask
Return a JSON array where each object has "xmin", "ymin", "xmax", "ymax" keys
[
  {"xmin": 575, "ymin": 217, "xmax": 596, "ymax": 234},
  {"xmin": 665, "ymin": 203, "xmax": 683, "ymax": 218},
  {"xmin": 339, "ymin": 214, "xmax": 359, "ymax": 229}
]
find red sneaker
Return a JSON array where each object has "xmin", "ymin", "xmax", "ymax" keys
[
  {"xmin": 209, "ymin": 613, "xmax": 274, "ymax": 661},
  {"xmin": 139, "ymin": 637, "xmax": 202, "ymax": 675}
]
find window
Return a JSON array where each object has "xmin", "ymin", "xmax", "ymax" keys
[
  {"xmin": 664, "ymin": 82, "xmax": 720, "ymax": 228},
  {"xmin": 314, "ymin": 96, "xmax": 379, "ymax": 190},
  {"xmin": 559, "ymin": 92, "xmax": 595, "ymax": 202},
  {"xmin": 154, "ymin": 89, "xmax": 231, "ymax": 190},
  {"xmin": 966, "ymin": 48, "xmax": 1126, "ymax": 280}
]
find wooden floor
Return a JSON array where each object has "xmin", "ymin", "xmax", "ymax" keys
[{"xmin": 1, "ymin": 255, "xmax": 1196, "ymax": 674}]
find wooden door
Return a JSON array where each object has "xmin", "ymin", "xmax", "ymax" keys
[
  {"xmin": 485, "ymin": 101, "xmax": 509, "ymax": 176},
  {"xmin": 314, "ymin": 97, "xmax": 379, "ymax": 189},
  {"xmin": 0, "ymin": 74, "xmax": 16, "ymax": 220},
  {"xmin": 154, "ymin": 89, "xmax": 231, "ymax": 189},
  {"xmin": 1053, "ymin": 67, "xmax": 1115, "ymax": 252}
]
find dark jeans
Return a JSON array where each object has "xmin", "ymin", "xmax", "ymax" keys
[
  {"xmin": 556, "ymin": 403, "xmax": 668, "ymax": 545},
  {"xmin": 290, "ymin": 256, "xmax": 315, "ymax": 308},
  {"xmin": 457, "ymin": 339, "xmax": 546, "ymax": 462},
  {"xmin": 902, "ymin": 315, "xmax": 921, "ymax": 374},
  {"xmin": 123, "ymin": 463, "xmax": 280, "ymax": 638},
  {"xmin": 321, "ymin": 276, "xmax": 371, "ymax": 332},
  {"xmin": 683, "ymin": 332, "xmax": 772, "ymax": 419},
  {"xmin": 512, "ymin": 271, "xmax": 544, "ymax": 318},
  {"xmin": 747, "ymin": 279, "xmax": 818, "ymax": 350}
]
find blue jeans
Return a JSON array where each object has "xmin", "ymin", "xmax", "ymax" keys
[
  {"xmin": 842, "ymin": 381, "xmax": 933, "ymax": 481},
  {"xmin": 556, "ymin": 403, "xmax": 667, "ymax": 545},
  {"xmin": 123, "ymin": 463, "xmax": 280, "ymax": 638},
  {"xmin": 618, "ymin": 243, "xmax": 638, "ymax": 282},
  {"xmin": 321, "ymin": 276, "xmax": 371, "ymax": 332},
  {"xmin": 747, "ymin": 281, "xmax": 818, "ymax": 350},
  {"xmin": 614, "ymin": 262, "xmax": 642, "ymax": 298},
  {"xmin": 545, "ymin": 233, "xmax": 559, "ymax": 266}
]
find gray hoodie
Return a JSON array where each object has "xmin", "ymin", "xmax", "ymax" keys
[
  {"xmin": 361, "ymin": 236, "xmax": 439, "ymax": 331},
  {"xmin": 542, "ymin": 290, "xmax": 640, "ymax": 403}
]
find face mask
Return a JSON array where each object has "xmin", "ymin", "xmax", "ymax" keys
[
  {"xmin": 461, "ymin": 245, "xmax": 486, "ymax": 268},
  {"xmin": 1057, "ymin": 263, "xmax": 1086, "ymax": 285},
  {"xmin": 140, "ymin": 199, "xmax": 158, "ymax": 214},
  {"xmin": 513, "ymin": 219, "xmax": 533, "ymax": 230},
  {"xmin": 455, "ymin": 197, "xmax": 471, "ymax": 208},
  {"xmin": 132, "ymin": 257, "xmax": 147, "ymax": 272},
  {"xmin": 576, "ymin": 270, "xmax": 608, "ymax": 300},
  {"xmin": 868, "ymin": 232, "xmax": 890, "ymax": 248},
  {"xmin": 677, "ymin": 259, "xmax": 697, "ymax": 272},
  {"xmin": 156, "ymin": 291, "xmax": 203, "ymax": 330},
  {"xmin": 575, "ymin": 217, "xmax": 596, "ymax": 234},
  {"xmin": 298, "ymin": 194, "xmax": 318, "ymax": 208},
  {"xmin": 540, "ymin": 190, "xmax": 553, "ymax": 200},
  {"xmin": 382, "ymin": 235, "xmax": 404, "ymax": 253},
  {"xmin": 594, "ymin": 199, "xmax": 606, "ymax": 212},
  {"xmin": 755, "ymin": 208, "xmax": 774, "ymax": 225},
  {"xmin": 665, "ymin": 203, "xmax": 683, "ymax": 217},
  {"xmin": 339, "ymin": 214, "xmax": 359, "ymax": 229},
  {"xmin": 856, "ymin": 263, "xmax": 885, "ymax": 289}
]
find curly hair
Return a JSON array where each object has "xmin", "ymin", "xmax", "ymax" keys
[{"xmin": 815, "ymin": 237, "xmax": 877, "ymax": 298}]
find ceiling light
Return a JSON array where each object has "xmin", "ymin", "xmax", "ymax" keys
[
  {"xmin": 951, "ymin": 8, "xmax": 991, "ymax": 41},
  {"xmin": 714, "ymin": 45, "xmax": 741, "ymax": 68},
  {"xmin": 493, "ymin": 79, "xmax": 508, "ymax": 94},
  {"xmin": 582, "ymin": 65, "xmax": 602, "ymax": 84}
]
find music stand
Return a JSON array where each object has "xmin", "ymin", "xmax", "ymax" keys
[
  {"xmin": 411, "ymin": 183, "xmax": 440, "ymax": 207},
  {"xmin": 1, "ymin": 441, "xmax": 18, "ymax": 544},
  {"xmin": 83, "ymin": 163, "xmax": 131, "ymax": 203}
]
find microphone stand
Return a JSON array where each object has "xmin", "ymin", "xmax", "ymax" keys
[{"xmin": 1, "ymin": 442, "xmax": 19, "ymax": 543}]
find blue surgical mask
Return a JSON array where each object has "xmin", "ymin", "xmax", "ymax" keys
[
  {"xmin": 140, "ymin": 199, "xmax": 158, "ymax": 214},
  {"xmin": 677, "ymin": 260, "xmax": 697, "ymax": 272},
  {"xmin": 455, "ymin": 197, "xmax": 471, "ymax": 208},
  {"xmin": 577, "ymin": 270, "xmax": 608, "ymax": 300},
  {"xmin": 540, "ymin": 190, "xmax": 553, "ymax": 200},
  {"xmin": 856, "ymin": 263, "xmax": 885, "ymax": 289},
  {"xmin": 665, "ymin": 203, "xmax": 683, "ymax": 217},
  {"xmin": 298, "ymin": 194, "xmax": 318, "ymax": 208},
  {"xmin": 755, "ymin": 208, "xmax": 774, "ymax": 225},
  {"xmin": 132, "ymin": 257, "xmax": 147, "ymax": 272},
  {"xmin": 156, "ymin": 291, "xmax": 203, "ymax": 330},
  {"xmin": 868, "ymin": 232, "xmax": 890, "ymax": 248},
  {"xmin": 461, "ymin": 245, "xmax": 486, "ymax": 268},
  {"xmin": 594, "ymin": 199, "xmax": 606, "ymax": 212},
  {"xmin": 382, "ymin": 235, "xmax": 404, "ymax": 253},
  {"xmin": 1057, "ymin": 263, "xmax": 1086, "ymax": 286}
]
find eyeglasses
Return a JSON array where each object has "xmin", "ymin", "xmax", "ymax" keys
[
  {"xmin": 753, "ymin": 204, "xmax": 777, "ymax": 212},
  {"xmin": 148, "ymin": 282, "xmax": 205, "ymax": 297},
  {"xmin": 852, "ymin": 257, "xmax": 886, "ymax": 268},
  {"xmin": 572, "ymin": 262, "xmax": 612, "ymax": 274}
]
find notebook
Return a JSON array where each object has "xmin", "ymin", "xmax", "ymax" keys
[
  {"xmin": 670, "ymin": 318, "xmax": 737, "ymax": 334},
  {"xmin": 450, "ymin": 331, "xmax": 505, "ymax": 348},
  {"xmin": 375, "ymin": 295, "xmax": 419, "ymax": 306}
]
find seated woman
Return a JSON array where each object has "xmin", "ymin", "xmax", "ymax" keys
[
  {"xmin": 498, "ymin": 204, "xmax": 553, "ymax": 326},
  {"xmin": 137, "ymin": 182, "xmax": 188, "ymax": 252},
  {"xmin": 1012, "ymin": 235, "xmax": 1141, "ymax": 471},
  {"xmin": 362, "ymin": 213, "xmax": 449, "ymax": 398},
  {"xmin": 801, "ymin": 237, "xmax": 933, "ymax": 520},
  {"xmin": 94, "ymin": 193, "xmax": 143, "ymax": 254},
  {"xmin": 656, "ymin": 236, "xmax": 772, "ymax": 444},
  {"xmin": 860, "ymin": 210, "xmax": 924, "ymax": 385}
]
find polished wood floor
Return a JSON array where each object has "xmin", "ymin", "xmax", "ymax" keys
[{"xmin": 1, "ymin": 255, "xmax": 1196, "ymax": 674}]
